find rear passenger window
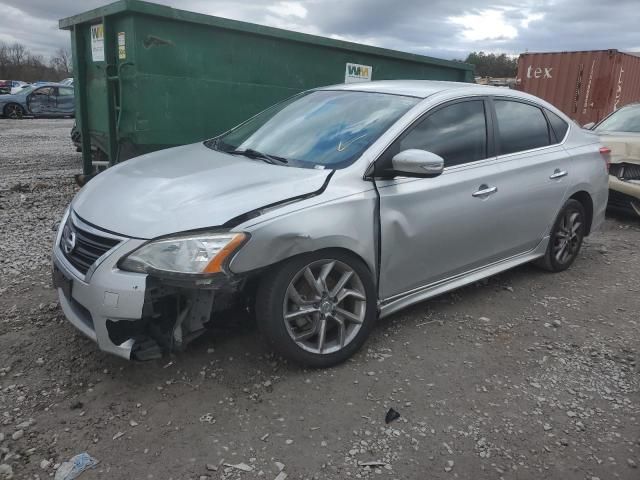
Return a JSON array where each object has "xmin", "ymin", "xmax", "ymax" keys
[
  {"xmin": 398, "ymin": 100, "xmax": 487, "ymax": 167},
  {"xmin": 495, "ymin": 100, "xmax": 550, "ymax": 155},
  {"xmin": 545, "ymin": 109, "xmax": 569, "ymax": 141}
]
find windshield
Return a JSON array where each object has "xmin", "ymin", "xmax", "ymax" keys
[
  {"xmin": 210, "ymin": 90, "xmax": 419, "ymax": 169},
  {"xmin": 595, "ymin": 105, "xmax": 640, "ymax": 133}
]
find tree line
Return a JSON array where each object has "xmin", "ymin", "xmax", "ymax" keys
[
  {"xmin": 459, "ymin": 51, "xmax": 518, "ymax": 78},
  {"xmin": 1, "ymin": 42, "xmax": 517, "ymax": 83},
  {"xmin": 0, "ymin": 42, "xmax": 72, "ymax": 82}
]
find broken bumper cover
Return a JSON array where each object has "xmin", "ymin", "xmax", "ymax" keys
[
  {"xmin": 609, "ymin": 174, "xmax": 640, "ymax": 216},
  {"xmin": 53, "ymin": 235, "xmax": 148, "ymax": 360},
  {"xmin": 52, "ymin": 211, "xmax": 245, "ymax": 360}
]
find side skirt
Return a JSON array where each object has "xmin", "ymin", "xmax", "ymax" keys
[{"xmin": 378, "ymin": 237, "xmax": 549, "ymax": 319}]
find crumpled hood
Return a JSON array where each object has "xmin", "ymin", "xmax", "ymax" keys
[
  {"xmin": 598, "ymin": 131, "xmax": 640, "ymax": 165},
  {"xmin": 72, "ymin": 142, "xmax": 331, "ymax": 239}
]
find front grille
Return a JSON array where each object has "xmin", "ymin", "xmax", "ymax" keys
[{"xmin": 60, "ymin": 217, "xmax": 121, "ymax": 275}]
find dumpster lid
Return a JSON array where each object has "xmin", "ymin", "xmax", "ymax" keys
[{"xmin": 59, "ymin": 0, "xmax": 473, "ymax": 72}]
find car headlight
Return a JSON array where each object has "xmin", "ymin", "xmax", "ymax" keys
[{"xmin": 119, "ymin": 232, "xmax": 247, "ymax": 276}]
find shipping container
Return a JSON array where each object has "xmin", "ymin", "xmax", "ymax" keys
[
  {"xmin": 515, "ymin": 49, "xmax": 640, "ymax": 126},
  {"xmin": 59, "ymin": 0, "xmax": 474, "ymax": 175}
]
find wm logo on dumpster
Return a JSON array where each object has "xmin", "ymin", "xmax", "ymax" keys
[
  {"xmin": 345, "ymin": 63, "xmax": 372, "ymax": 83},
  {"xmin": 91, "ymin": 24, "xmax": 104, "ymax": 41}
]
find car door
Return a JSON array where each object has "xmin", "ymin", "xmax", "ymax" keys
[
  {"xmin": 375, "ymin": 98, "xmax": 516, "ymax": 300},
  {"xmin": 27, "ymin": 87, "xmax": 55, "ymax": 115},
  {"xmin": 488, "ymin": 98, "xmax": 572, "ymax": 254},
  {"xmin": 54, "ymin": 87, "xmax": 75, "ymax": 116}
]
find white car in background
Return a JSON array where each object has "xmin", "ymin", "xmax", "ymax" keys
[
  {"xmin": 587, "ymin": 103, "xmax": 640, "ymax": 217},
  {"xmin": 10, "ymin": 80, "xmax": 30, "ymax": 94}
]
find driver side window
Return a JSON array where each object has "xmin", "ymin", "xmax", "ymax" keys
[
  {"xmin": 398, "ymin": 100, "xmax": 488, "ymax": 168},
  {"xmin": 34, "ymin": 87, "xmax": 54, "ymax": 96}
]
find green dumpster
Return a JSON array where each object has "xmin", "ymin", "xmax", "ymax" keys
[{"xmin": 60, "ymin": 0, "xmax": 474, "ymax": 174}]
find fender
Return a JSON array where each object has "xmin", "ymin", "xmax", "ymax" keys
[
  {"xmin": 223, "ymin": 171, "xmax": 335, "ymax": 228},
  {"xmin": 228, "ymin": 186, "xmax": 379, "ymax": 280}
]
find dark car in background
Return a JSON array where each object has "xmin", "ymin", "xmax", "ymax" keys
[
  {"xmin": 0, "ymin": 80, "xmax": 11, "ymax": 95},
  {"xmin": 0, "ymin": 83, "xmax": 75, "ymax": 119}
]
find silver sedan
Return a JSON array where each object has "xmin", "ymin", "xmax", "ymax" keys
[{"xmin": 52, "ymin": 81, "xmax": 609, "ymax": 367}]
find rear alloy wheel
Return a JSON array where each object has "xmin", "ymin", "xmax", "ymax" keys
[
  {"xmin": 257, "ymin": 251, "xmax": 377, "ymax": 367},
  {"xmin": 3, "ymin": 103, "xmax": 24, "ymax": 119},
  {"xmin": 535, "ymin": 199, "xmax": 586, "ymax": 272}
]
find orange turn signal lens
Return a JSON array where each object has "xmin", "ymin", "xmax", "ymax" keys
[{"xmin": 203, "ymin": 233, "xmax": 247, "ymax": 273}]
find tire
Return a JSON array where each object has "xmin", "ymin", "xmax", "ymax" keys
[
  {"xmin": 71, "ymin": 123, "xmax": 82, "ymax": 151},
  {"xmin": 3, "ymin": 103, "xmax": 24, "ymax": 119},
  {"xmin": 535, "ymin": 199, "xmax": 586, "ymax": 272},
  {"xmin": 256, "ymin": 250, "xmax": 377, "ymax": 368}
]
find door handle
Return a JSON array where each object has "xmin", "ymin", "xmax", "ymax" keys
[
  {"xmin": 472, "ymin": 185, "xmax": 498, "ymax": 197},
  {"xmin": 550, "ymin": 169, "xmax": 568, "ymax": 179}
]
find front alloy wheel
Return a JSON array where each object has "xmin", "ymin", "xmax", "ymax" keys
[
  {"xmin": 283, "ymin": 259, "xmax": 366, "ymax": 355},
  {"xmin": 257, "ymin": 251, "xmax": 376, "ymax": 367},
  {"xmin": 4, "ymin": 104, "xmax": 24, "ymax": 119}
]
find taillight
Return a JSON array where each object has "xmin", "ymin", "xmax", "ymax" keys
[{"xmin": 599, "ymin": 146, "xmax": 611, "ymax": 171}]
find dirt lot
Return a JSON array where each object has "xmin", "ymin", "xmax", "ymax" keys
[{"xmin": 0, "ymin": 118, "xmax": 639, "ymax": 480}]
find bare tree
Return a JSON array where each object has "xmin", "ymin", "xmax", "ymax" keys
[
  {"xmin": 0, "ymin": 43, "xmax": 8, "ymax": 78},
  {"xmin": 27, "ymin": 53, "xmax": 49, "ymax": 80},
  {"xmin": 50, "ymin": 48, "xmax": 72, "ymax": 76},
  {"xmin": 7, "ymin": 43, "xmax": 27, "ymax": 65},
  {"xmin": 0, "ymin": 41, "xmax": 71, "ymax": 82}
]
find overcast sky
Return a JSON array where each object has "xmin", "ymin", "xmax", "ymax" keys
[{"xmin": 1, "ymin": 0, "xmax": 639, "ymax": 61}]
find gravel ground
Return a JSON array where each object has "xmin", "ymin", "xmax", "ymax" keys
[{"xmin": 0, "ymin": 118, "xmax": 639, "ymax": 480}]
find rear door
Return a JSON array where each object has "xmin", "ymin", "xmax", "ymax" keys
[
  {"xmin": 54, "ymin": 87, "xmax": 75, "ymax": 116},
  {"xmin": 489, "ymin": 98, "xmax": 572, "ymax": 251}
]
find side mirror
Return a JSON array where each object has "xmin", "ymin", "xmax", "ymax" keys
[
  {"xmin": 583, "ymin": 122, "xmax": 595, "ymax": 130},
  {"xmin": 391, "ymin": 149, "xmax": 444, "ymax": 178}
]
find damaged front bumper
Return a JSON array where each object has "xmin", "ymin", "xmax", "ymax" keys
[{"xmin": 52, "ymin": 211, "xmax": 241, "ymax": 360}]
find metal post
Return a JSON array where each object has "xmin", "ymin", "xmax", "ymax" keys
[
  {"xmin": 103, "ymin": 17, "xmax": 120, "ymax": 166},
  {"xmin": 72, "ymin": 26, "xmax": 92, "ymax": 175}
]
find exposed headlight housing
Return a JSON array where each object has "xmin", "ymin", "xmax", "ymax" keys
[{"xmin": 119, "ymin": 232, "xmax": 247, "ymax": 276}]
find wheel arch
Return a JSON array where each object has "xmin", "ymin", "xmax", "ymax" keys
[
  {"xmin": 260, "ymin": 246, "xmax": 374, "ymax": 276},
  {"xmin": 234, "ymin": 236, "xmax": 377, "ymax": 283},
  {"xmin": 568, "ymin": 190, "xmax": 594, "ymax": 235},
  {"xmin": 229, "ymin": 192, "xmax": 379, "ymax": 286}
]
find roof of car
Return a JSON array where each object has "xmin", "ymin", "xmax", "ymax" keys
[{"xmin": 320, "ymin": 80, "xmax": 527, "ymax": 99}]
